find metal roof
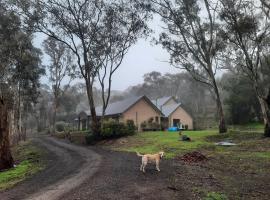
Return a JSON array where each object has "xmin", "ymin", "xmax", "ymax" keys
[
  {"xmin": 151, "ymin": 96, "xmax": 173, "ymax": 108},
  {"xmin": 161, "ymin": 103, "xmax": 182, "ymax": 117},
  {"xmin": 83, "ymin": 95, "xmax": 162, "ymax": 116}
]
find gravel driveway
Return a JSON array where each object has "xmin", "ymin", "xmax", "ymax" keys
[{"xmin": 0, "ymin": 135, "xmax": 188, "ymax": 200}]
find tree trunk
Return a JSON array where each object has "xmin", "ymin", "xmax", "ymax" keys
[
  {"xmin": 258, "ymin": 97, "xmax": 270, "ymax": 137},
  {"xmin": 52, "ymin": 98, "xmax": 57, "ymax": 134},
  {"xmin": 0, "ymin": 99, "xmax": 14, "ymax": 170},
  {"xmin": 212, "ymin": 78, "xmax": 227, "ymax": 133},
  {"xmin": 85, "ymin": 80, "xmax": 100, "ymax": 137},
  {"xmin": 254, "ymin": 84, "xmax": 270, "ymax": 137}
]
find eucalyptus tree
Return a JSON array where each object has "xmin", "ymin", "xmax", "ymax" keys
[
  {"xmin": 96, "ymin": 3, "xmax": 150, "ymax": 119},
  {"xmin": 43, "ymin": 37, "xmax": 77, "ymax": 132},
  {"xmin": 15, "ymin": 0, "xmax": 150, "ymax": 135},
  {"xmin": 0, "ymin": 3, "xmax": 43, "ymax": 170},
  {"xmin": 142, "ymin": 0, "xmax": 227, "ymax": 133},
  {"xmin": 261, "ymin": 0, "xmax": 270, "ymax": 17},
  {"xmin": 219, "ymin": 0, "xmax": 270, "ymax": 137}
]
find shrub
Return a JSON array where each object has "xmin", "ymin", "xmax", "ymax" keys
[
  {"xmin": 141, "ymin": 121, "xmax": 147, "ymax": 129},
  {"xmin": 100, "ymin": 119, "xmax": 136, "ymax": 139},
  {"xmin": 85, "ymin": 132, "xmax": 97, "ymax": 145},
  {"xmin": 126, "ymin": 120, "xmax": 137, "ymax": 135},
  {"xmin": 184, "ymin": 124, "xmax": 189, "ymax": 130},
  {"xmin": 148, "ymin": 117, "xmax": 154, "ymax": 123},
  {"xmin": 55, "ymin": 121, "xmax": 67, "ymax": 132},
  {"xmin": 141, "ymin": 118, "xmax": 161, "ymax": 131}
]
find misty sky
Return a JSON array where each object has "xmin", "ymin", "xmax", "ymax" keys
[{"xmin": 34, "ymin": 17, "xmax": 181, "ymax": 91}]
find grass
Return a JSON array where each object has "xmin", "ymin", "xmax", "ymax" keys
[
  {"xmin": 228, "ymin": 122, "xmax": 264, "ymax": 132},
  {"xmin": 0, "ymin": 141, "xmax": 45, "ymax": 191},
  {"xmin": 204, "ymin": 192, "xmax": 228, "ymax": 200},
  {"xmin": 102, "ymin": 130, "xmax": 217, "ymax": 158},
  {"xmin": 101, "ymin": 123, "xmax": 270, "ymax": 199}
]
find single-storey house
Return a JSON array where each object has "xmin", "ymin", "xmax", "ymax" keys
[
  {"xmin": 77, "ymin": 95, "xmax": 193, "ymax": 131},
  {"xmin": 77, "ymin": 96, "xmax": 163, "ymax": 131},
  {"xmin": 152, "ymin": 96, "xmax": 193, "ymax": 130}
]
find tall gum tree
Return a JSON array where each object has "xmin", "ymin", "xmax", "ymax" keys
[
  {"xmin": 219, "ymin": 0, "xmax": 270, "ymax": 137},
  {"xmin": 43, "ymin": 37, "xmax": 77, "ymax": 133},
  {"xmin": 142, "ymin": 0, "xmax": 227, "ymax": 133},
  {"xmin": 0, "ymin": 2, "xmax": 43, "ymax": 170},
  {"xmin": 15, "ymin": 0, "xmax": 151, "ymax": 136}
]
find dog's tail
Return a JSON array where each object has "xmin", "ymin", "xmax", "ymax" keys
[{"xmin": 136, "ymin": 152, "xmax": 144, "ymax": 157}]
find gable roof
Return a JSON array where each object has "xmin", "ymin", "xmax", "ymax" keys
[
  {"xmin": 161, "ymin": 103, "xmax": 182, "ymax": 117},
  {"xmin": 84, "ymin": 95, "xmax": 162, "ymax": 116},
  {"xmin": 151, "ymin": 96, "xmax": 186, "ymax": 117},
  {"xmin": 151, "ymin": 96, "xmax": 173, "ymax": 108}
]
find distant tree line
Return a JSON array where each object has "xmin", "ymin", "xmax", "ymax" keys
[{"xmin": 31, "ymin": 70, "xmax": 267, "ymax": 132}]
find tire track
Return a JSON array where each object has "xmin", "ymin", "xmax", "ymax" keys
[{"xmin": 0, "ymin": 135, "xmax": 101, "ymax": 200}]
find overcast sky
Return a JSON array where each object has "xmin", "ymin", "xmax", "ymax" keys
[{"xmin": 34, "ymin": 16, "xmax": 182, "ymax": 91}]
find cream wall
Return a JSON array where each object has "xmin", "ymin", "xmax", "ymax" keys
[
  {"xmin": 169, "ymin": 107, "xmax": 193, "ymax": 130},
  {"xmin": 123, "ymin": 99, "xmax": 161, "ymax": 131}
]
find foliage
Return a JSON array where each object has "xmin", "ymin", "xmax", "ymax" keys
[
  {"xmin": 204, "ymin": 192, "xmax": 228, "ymax": 200},
  {"xmin": 126, "ymin": 120, "xmax": 137, "ymax": 133},
  {"xmin": 85, "ymin": 119, "xmax": 137, "ymax": 144},
  {"xmin": 221, "ymin": 72, "xmax": 261, "ymax": 124},
  {"xmin": 55, "ymin": 121, "xmax": 68, "ymax": 132},
  {"xmin": 141, "ymin": 118, "xmax": 161, "ymax": 131},
  {"xmin": 43, "ymin": 37, "xmax": 78, "ymax": 131},
  {"xmin": 100, "ymin": 119, "xmax": 136, "ymax": 139},
  {"xmin": 0, "ymin": 142, "xmax": 44, "ymax": 191},
  {"xmin": 142, "ymin": 0, "xmax": 227, "ymax": 133},
  {"xmin": 16, "ymin": 0, "xmax": 151, "ymax": 135},
  {"xmin": 0, "ymin": 2, "xmax": 44, "ymax": 170},
  {"xmin": 219, "ymin": 0, "xmax": 270, "ymax": 136},
  {"xmin": 85, "ymin": 132, "xmax": 98, "ymax": 145}
]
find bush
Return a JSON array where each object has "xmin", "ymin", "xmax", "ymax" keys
[
  {"xmin": 141, "ymin": 121, "xmax": 147, "ymax": 129},
  {"xmin": 55, "ymin": 121, "xmax": 67, "ymax": 132},
  {"xmin": 126, "ymin": 120, "xmax": 137, "ymax": 134},
  {"xmin": 85, "ymin": 132, "xmax": 98, "ymax": 145},
  {"xmin": 100, "ymin": 119, "xmax": 136, "ymax": 139},
  {"xmin": 141, "ymin": 118, "xmax": 161, "ymax": 131}
]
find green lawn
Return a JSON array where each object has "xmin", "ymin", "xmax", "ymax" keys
[
  {"xmin": 0, "ymin": 141, "xmax": 45, "ymax": 191},
  {"xmin": 106, "ymin": 130, "xmax": 218, "ymax": 158},
  {"xmin": 100, "ymin": 124, "xmax": 269, "ymax": 199}
]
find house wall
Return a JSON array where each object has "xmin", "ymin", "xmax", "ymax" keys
[
  {"xmin": 122, "ymin": 98, "xmax": 162, "ymax": 131},
  {"xmin": 169, "ymin": 107, "xmax": 193, "ymax": 130}
]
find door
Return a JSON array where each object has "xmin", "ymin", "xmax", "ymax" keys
[{"xmin": 173, "ymin": 119, "xmax": 180, "ymax": 127}]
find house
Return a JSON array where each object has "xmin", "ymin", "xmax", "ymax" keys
[
  {"xmin": 77, "ymin": 96, "xmax": 163, "ymax": 131},
  {"xmin": 152, "ymin": 96, "xmax": 193, "ymax": 130},
  {"xmin": 77, "ymin": 95, "xmax": 193, "ymax": 131}
]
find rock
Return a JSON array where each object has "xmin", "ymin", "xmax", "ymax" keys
[{"xmin": 215, "ymin": 141, "xmax": 237, "ymax": 146}]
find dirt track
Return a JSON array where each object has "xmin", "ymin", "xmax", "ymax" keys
[
  {"xmin": 0, "ymin": 135, "xmax": 187, "ymax": 200},
  {"xmin": 0, "ymin": 135, "xmax": 101, "ymax": 200}
]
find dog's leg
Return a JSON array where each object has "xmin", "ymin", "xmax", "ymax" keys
[
  {"xmin": 142, "ymin": 164, "xmax": 146, "ymax": 173},
  {"xmin": 140, "ymin": 163, "xmax": 143, "ymax": 171},
  {"xmin": 156, "ymin": 161, "xmax": 160, "ymax": 172},
  {"xmin": 142, "ymin": 161, "xmax": 146, "ymax": 173}
]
